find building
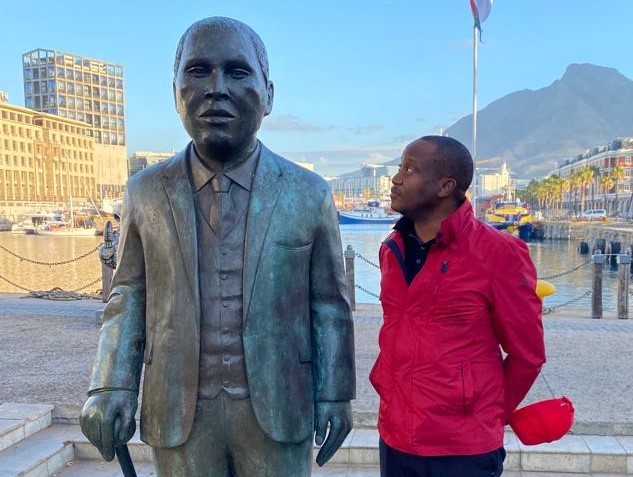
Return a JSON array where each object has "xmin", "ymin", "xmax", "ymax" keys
[
  {"xmin": 128, "ymin": 151, "xmax": 175, "ymax": 177},
  {"xmin": 22, "ymin": 49, "xmax": 127, "ymax": 198},
  {"xmin": 548, "ymin": 137, "xmax": 633, "ymax": 216},
  {"xmin": 0, "ymin": 98, "xmax": 96, "ymax": 219},
  {"xmin": 328, "ymin": 164, "xmax": 398, "ymax": 207}
]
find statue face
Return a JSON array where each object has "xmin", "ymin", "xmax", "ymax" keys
[{"xmin": 174, "ymin": 26, "xmax": 273, "ymax": 161}]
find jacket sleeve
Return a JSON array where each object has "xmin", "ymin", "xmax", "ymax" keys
[
  {"xmin": 489, "ymin": 238, "xmax": 546, "ymax": 419},
  {"xmin": 88, "ymin": 187, "xmax": 146, "ymax": 394},
  {"xmin": 310, "ymin": 190, "xmax": 356, "ymax": 402}
]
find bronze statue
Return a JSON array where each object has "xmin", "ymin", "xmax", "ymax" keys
[{"xmin": 80, "ymin": 17, "xmax": 355, "ymax": 477}]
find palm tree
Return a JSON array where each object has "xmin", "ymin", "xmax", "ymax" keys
[
  {"xmin": 578, "ymin": 165, "xmax": 594, "ymax": 213},
  {"xmin": 600, "ymin": 175, "xmax": 614, "ymax": 213},
  {"xmin": 610, "ymin": 165, "xmax": 626, "ymax": 217},
  {"xmin": 589, "ymin": 165, "xmax": 601, "ymax": 208},
  {"xmin": 569, "ymin": 170, "xmax": 583, "ymax": 216}
]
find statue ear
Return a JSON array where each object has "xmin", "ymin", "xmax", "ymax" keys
[
  {"xmin": 172, "ymin": 81, "xmax": 178, "ymax": 112},
  {"xmin": 265, "ymin": 81, "xmax": 274, "ymax": 116}
]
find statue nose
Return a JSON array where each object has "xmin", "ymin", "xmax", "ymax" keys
[{"xmin": 205, "ymin": 72, "xmax": 229, "ymax": 98}]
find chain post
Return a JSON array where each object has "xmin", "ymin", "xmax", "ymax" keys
[
  {"xmin": 592, "ymin": 252, "xmax": 605, "ymax": 319},
  {"xmin": 344, "ymin": 245, "xmax": 356, "ymax": 311},
  {"xmin": 617, "ymin": 253, "xmax": 631, "ymax": 319}
]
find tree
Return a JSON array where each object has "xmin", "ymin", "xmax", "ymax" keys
[
  {"xmin": 569, "ymin": 170, "xmax": 583, "ymax": 216},
  {"xmin": 600, "ymin": 175, "xmax": 614, "ymax": 212},
  {"xmin": 610, "ymin": 165, "xmax": 626, "ymax": 216},
  {"xmin": 578, "ymin": 164, "xmax": 594, "ymax": 213}
]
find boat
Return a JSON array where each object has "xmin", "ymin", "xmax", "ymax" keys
[
  {"xmin": 484, "ymin": 200, "xmax": 535, "ymax": 240},
  {"xmin": 36, "ymin": 221, "xmax": 99, "ymax": 236},
  {"xmin": 10, "ymin": 212, "xmax": 64, "ymax": 235},
  {"xmin": 338, "ymin": 200, "xmax": 401, "ymax": 225}
]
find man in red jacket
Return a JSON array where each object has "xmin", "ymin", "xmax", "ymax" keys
[{"xmin": 370, "ymin": 135, "xmax": 545, "ymax": 477}]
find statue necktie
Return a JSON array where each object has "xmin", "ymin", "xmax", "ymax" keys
[{"xmin": 210, "ymin": 174, "xmax": 235, "ymax": 237}]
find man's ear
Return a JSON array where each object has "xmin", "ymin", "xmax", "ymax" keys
[
  {"xmin": 438, "ymin": 178, "xmax": 457, "ymax": 198},
  {"xmin": 265, "ymin": 81, "xmax": 274, "ymax": 116}
]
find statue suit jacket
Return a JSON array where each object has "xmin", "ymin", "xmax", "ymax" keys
[{"xmin": 88, "ymin": 142, "xmax": 356, "ymax": 447}]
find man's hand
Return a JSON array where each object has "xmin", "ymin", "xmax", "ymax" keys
[
  {"xmin": 79, "ymin": 390, "xmax": 137, "ymax": 462},
  {"xmin": 314, "ymin": 401, "xmax": 352, "ymax": 466}
]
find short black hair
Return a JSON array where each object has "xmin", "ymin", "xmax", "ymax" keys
[
  {"xmin": 173, "ymin": 17, "xmax": 270, "ymax": 82},
  {"xmin": 421, "ymin": 135, "xmax": 473, "ymax": 199}
]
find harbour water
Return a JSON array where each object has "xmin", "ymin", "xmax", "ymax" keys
[
  {"xmin": 340, "ymin": 224, "xmax": 617, "ymax": 312},
  {"xmin": 0, "ymin": 227, "xmax": 619, "ymax": 313}
]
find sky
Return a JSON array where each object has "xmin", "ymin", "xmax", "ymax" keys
[{"xmin": 2, "ymin": 0, "xmax": 633, "ymax": 177}]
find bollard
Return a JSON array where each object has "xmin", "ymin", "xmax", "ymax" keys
[
  {"xmin": 344, "ymin": 245, "xmax": 356, "ymax": 311},
  {"xmin": 610, "ymin": 241, "xmax": 621, "ymax": 270},
  {"xmin": 592, "ymin": 252, "xmax": 605, "ymax": 319},
  {"xmin": 617, "ymin": 254, "xmax": 630, "ymax": 319},
  {"xmin": 101, "ymin": 261, "xmax": 113, "ymax": 303}
]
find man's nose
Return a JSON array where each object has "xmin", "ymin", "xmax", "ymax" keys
[
  {"xmin": 392, "ymin": 173, "xmax": 402, "ymax": 184},
  {"xmin": 205, "ymin": 71, "xmax": 229, "ymax": 99}
]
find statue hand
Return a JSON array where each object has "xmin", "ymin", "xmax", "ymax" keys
[
  {"xmin": 79, "ymin": 391, "xmax": 137, "ymax": 462},
  {"xmin": 314, "ymin": 401, "xmax": 352, "ymax": 466},
  {"xmin": 99, "ymin": 221, "xmax": 118, "ymax": 268}
]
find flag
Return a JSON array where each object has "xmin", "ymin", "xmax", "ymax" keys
[{"xmin": 470, "ymin": 0, "xmax": 493, "ymax": 40}]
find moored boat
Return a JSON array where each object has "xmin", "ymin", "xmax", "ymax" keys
[
  {"xmin": 338, "ymin": 200, "xmax": 400, "ymax": 225},
  {"xmin": 484, "ymin": 200, "xmax": 535, "ymax": 240}
]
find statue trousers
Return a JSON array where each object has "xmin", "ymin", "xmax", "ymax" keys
[{"xmin": 152, "ymin": 393, "xmax": 313, "ymax": 477}]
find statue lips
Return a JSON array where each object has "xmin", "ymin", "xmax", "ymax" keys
[{"xmin": 200, "ymin": 109, "xmax": 235, "ymax": 125}]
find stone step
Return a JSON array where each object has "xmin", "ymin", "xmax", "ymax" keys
[
  {"xmin": 4, "ymin": 417, "xmax": 633, "ymax": 475},
  {"xmin": 40, "ymin": 459, "xmax": 633, "ymax": 477},
  {"xmin": 0, "ymin": 426, "xmax": 76, "ymax": 477},
  {"xmin": 0, "ymin": 403, "xmax": 54, "ymax": 453},
  {"xmin": 71, "ymin": 428, "xmax": 633, "ymax": 475}
]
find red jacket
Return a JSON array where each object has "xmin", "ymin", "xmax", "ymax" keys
[{"xmin": 370, "ymin": 199, "xmax": 545, "ymax": 456}]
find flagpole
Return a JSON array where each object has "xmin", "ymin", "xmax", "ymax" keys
[{"xmin": 472, "ymin": 24, "xmax": 478, "ymax": 215}]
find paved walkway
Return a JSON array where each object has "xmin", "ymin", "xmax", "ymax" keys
[{"xmin": 1, "ymin": 293, "xmax": 632, "ymax": 436}]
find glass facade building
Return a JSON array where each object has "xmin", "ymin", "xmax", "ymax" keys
[{"xmin": 22, "ymin": 49, "xmax": 125, "ymax": 147}]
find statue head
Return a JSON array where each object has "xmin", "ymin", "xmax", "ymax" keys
[{"xmin": 173, "ymin": 17, "xmax": 274, "ymax": 167}]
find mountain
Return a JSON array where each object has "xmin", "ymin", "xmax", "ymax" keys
[{"xmin": 445, "ymin": 63, "xmax": 633, "ymax": 178}]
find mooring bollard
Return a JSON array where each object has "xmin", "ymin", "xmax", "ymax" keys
[
  {"xmin": 592, "ymin": 251, "xmax": 605, "ymax": 319},
  {"xmin": 617, "ymin": 253, "xmax": 630, "ymax": 319},
  {"xmin": 344, "ymin": 245, "xmax": 356, "ymax": 311},
  {"xmin": 101, "ymin": 261, "xmax": 113, "ymax": 303}
]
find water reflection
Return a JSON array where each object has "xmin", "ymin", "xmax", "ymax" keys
[
  {"xmin": 0, "ymin": 228, "xmax": 620, "ymax": 312},
  {"xmin": 340, "ymin": 225, "xmax": 616, "ymax": 310},
  {"xmin": 0, "ymin": 234, "xmax": 103, "ymax": 294}
]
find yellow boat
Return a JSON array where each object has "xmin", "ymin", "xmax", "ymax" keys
[{"xmin": 484, "ymin": 200, "xmax": 534, "ymax": 240}]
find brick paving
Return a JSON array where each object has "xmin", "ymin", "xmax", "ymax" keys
[{"xmin": 1, "ymin": 294, "xmax": 633, "ymax": 436}]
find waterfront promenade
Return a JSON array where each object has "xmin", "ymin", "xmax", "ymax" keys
[{"xmin": 2, "ymin": 293, "xmax": 633, "ymax": 475}]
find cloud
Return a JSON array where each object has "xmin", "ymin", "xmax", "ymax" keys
[
  {"xmin": 280, "ymin": 146, "xmax": 403, "ymax": 177},
  {"xmin": 262, "ymin": 114, "xmax": 333, "ymax": 132},
  {"xmin": 348, "ymin": 124, "xmax": 383, "ymax": 135}
]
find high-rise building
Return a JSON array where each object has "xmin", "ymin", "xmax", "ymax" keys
[{"xmin": 22, "ymin": 49, "xmax": 128, "ymax": 198}]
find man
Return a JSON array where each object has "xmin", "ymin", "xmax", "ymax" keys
[
  {"xmin": 370, "ymin": 136, "xmax": 545, "ymax": 477},
  {"xmin": 80, "ymin": 17, "xmax": 355, "ymax": 477}
]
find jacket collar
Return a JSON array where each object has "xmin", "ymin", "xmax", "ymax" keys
[
  {"xmin": 390, "ymin": 198, "xmax": 475, "ymax": 248},
  {"xmin": 435, "ymin": 198, "xmax": 474, "ymax": 247}
]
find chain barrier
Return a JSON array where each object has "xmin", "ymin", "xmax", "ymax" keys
[
  {"xmin": 355, "ymin": 284, "xmax": 380, "ymax": 299},
  {"xmin": 543, "ymin": 290, "xmax": 592, "ymax": 315},
  {"xmin": 0, "ymin": 271, "xmax": 101, "ymax": 300},
  {"xmin": 538, "ymin": 260, "xmax": 590, "ymax": 281},
  {"xmin": 0, "ymin": 243, "xmax": 100, "ymax": 267},
  {"xmin": 355, "ymin": 252, "xmax": 380, "ymax": 269}
]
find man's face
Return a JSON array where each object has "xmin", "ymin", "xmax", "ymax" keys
[
  {"xmin": 173, "ymin": 26, "xmax": 273, "ymax": 159},
  {"xmin": 390, "ymin": 140, "xmax": 443, "ymax": 219}
]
